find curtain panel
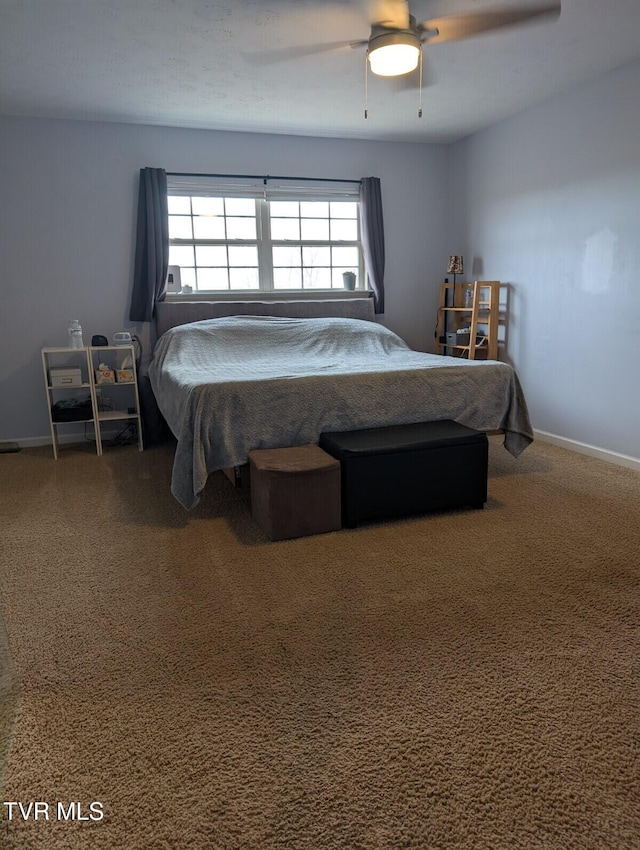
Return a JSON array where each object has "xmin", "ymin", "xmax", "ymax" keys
[
  {"xmin": 129, "ymin": 167, "xmax": 169, "ymax": 323},
  {"xmin": 359, "ymin": 177, "xmax": 385, "ymax": 314}
]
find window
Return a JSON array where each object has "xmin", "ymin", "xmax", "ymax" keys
[{"xmin": 167, "ymin": 175, "xmax": 363, "ymax": 295}]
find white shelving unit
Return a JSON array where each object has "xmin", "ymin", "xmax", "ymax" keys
[
  {"xmin": 41, "ymin": 346, "xmax": 100, "ymax": 459},
  {"xmin": 41, "ymin": 344, "xmax": 143, "ymax": 458},
  {"xmin": 90, "ymin": 345, "xmax": 143, "ymax": 453}
]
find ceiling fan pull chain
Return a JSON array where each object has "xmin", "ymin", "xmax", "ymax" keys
[
  {"xmin": 418, "ymin": 48, "xmax": 423, "ymax": 118},
  {"xmin": 364, "ymin": 50, "xmax": 369, "ymax": 119}
]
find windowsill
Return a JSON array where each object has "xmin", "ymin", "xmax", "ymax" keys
[{"xmin": 164, "ymin": 290, "xmax": 373, "ymax": 302}]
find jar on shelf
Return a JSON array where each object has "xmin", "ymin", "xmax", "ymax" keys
[{"xmin": 462, "ymin": 285, "xmax": 474, "ymax": 309}]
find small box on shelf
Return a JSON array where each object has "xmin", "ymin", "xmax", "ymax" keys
[
  {"xmin": 446, "ymin": 330, "xmax": 484, "ymax": 347},
  {"xmin": 95, "ymin": 367, "xmax": 115, "ymax": 385},
  {"xmin": 49, "ymin": 367, "xmax": 82, "ymax": 387}
]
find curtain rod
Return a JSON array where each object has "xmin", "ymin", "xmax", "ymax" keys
[{"xmin": 166, "ymin": 171, "xmax": 362, "ymax": 185}]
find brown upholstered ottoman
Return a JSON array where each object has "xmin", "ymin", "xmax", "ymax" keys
[{"xmin": 249, "ymin": 444, "xmax": 342, "ymax": 541}]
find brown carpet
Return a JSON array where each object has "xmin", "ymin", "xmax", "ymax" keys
[{"xmin": 0, "ymin": 438, "xmax": 638, "ymax": 849}]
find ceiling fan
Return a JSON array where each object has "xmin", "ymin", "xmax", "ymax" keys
[
  {"xmin": 354, "ymin": 0, "xmax": 562, "ymax": 78},
  {"xmin": 247, "ymin": 0, "xmax": 561, "ymax": 118},
  {"xmin": 249, "ymin": 1, "xmax": 561, "ymax": 75}
]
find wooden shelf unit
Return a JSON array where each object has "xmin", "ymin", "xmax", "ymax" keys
[{"xmin": 436, "ymin": 280, "xmax": 501, "ymax": 360}]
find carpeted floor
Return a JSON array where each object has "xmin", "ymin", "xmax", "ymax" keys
[{"xmin": 0, "ymin": 438, "xmax": 638, "ymax": 849}]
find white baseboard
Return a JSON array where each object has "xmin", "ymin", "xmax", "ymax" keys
[
  {"xmin": 13, "ymin": 433, "xmax": 90, "ymax": 449},
  {"xmin": 13, "ymin": 430, "xmax": 123, "ymax": 449},
  {"xmin": 534, "ymin": 430, "xmax": 640, "ymax": 472}
]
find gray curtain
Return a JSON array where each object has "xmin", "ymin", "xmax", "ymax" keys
[
  {"xmin": 129, "ymin": 167, "xmax": 169, "ymax": 323},
  {"xmin": 360, "ymin": 177, "xmax": 385, "ymax": 314}
]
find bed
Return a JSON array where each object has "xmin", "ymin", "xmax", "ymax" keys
[{"xmin": 149, "ymin": 299, "xmax": 533, "ymax": 509}]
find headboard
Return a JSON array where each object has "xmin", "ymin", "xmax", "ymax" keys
[{"xmin": 155, "ymin": 298, "xmax": 376, "ymax": 338}]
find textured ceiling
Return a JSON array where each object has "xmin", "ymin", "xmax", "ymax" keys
[{"xmin": 1, "ymin": 0, "xmax": 639, "ymax": 142}]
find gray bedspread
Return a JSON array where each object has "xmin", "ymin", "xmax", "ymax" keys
[{"xmin": 149, "ymin": 316, "xmax": 533, "ymax": 509}]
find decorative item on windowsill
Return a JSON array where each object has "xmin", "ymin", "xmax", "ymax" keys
[
  {"xmin": 342, "ymin": 271, "xmax": 357, "ymax": 291},
  {"xmin": 165, "ymin": 265, "xmax": 182, "ymax": 294}
]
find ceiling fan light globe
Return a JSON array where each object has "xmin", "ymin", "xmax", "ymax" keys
[
  {"xmin": 367, "ymin": 28, "xmax": 421, "ymax": 77},
  {"xmin": 368, "ymin": 43, "xmax": 420, "ymax": 76}
]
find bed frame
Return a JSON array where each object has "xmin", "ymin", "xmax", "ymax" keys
[{"xmin": 155, "ymin": 297, "xmax": 376, "ymax": 338}]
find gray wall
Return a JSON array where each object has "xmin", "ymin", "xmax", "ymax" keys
[
  {"xmin": 0, "ymin": 118, "xmax": 448, "ymax": 443},
  {"xmin": 448, "ymin": 59, "xmax": 640, "ymax": 461}
]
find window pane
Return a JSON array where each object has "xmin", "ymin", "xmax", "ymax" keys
[
  {"xmin": 332, "ymin": 268, "xmax": 358, "ymax": 289},
  {"xmin": 270, "ymin": 201, "xmax": 299, "ymax": 217},
  {"xmin": 168, "ymin": 196, "xmax": 191, "ymax": 215},
  {"xmin": 229, "ymin": 268, "xmax": 259, "ymax": 289},
  {"xmin": 168, "ymin": 245, "xmax": 195, "ymax": 267},
  {"xmin": 330, "ymin": 219, "xmax": 358, "ymax": 241},
  {"xmin": 168, "ymin": 215, "xmax": 193, "ymax": 239},
  {"xmin": 330, "ymin": 201, "xmax": 358, "ymax": 218},
  {"xmin": 273, "ymin": 246, "xmax": 301, "ymax": 267},
  {"xmin": 332, "ymin": 246, "xmax": 359, "ymax": 266},
  {"xmin": 226, "ymin": 217, "xmax": 257, "ymax": 240},
  {"xmin": 301, "ymin": 218, "xmax": 329, "ymax": 240},
  {"xmin": 228, "ymin": 245, "xmax": 258, "ymax": 266},
  {"xmin": 197, "ymin": 268, "xmax": 229, "ymax": 290},
  {"xmin": 300, "ymin": 201, "xmax": 328, "ymax": 218},
  {"xmin": 192, "ymin": 197, "xmax": 224, "ymax": 216},
  {"xmin": 193, "ymin": 215, "xmax": 226, "ymax": 239},
  {"xmin": 225, "ymin": 198, "xmax": 255, "ymax": 216},
  {"xmin": 302, "ymin": 246, "xmax": 331, "ymax": 266},
  {"xmin": 196, "ymin": 245, "xmax": 228, "ymax": 266},
  {"xmin": 270, "ymin": 218, "xmax": 300, "ymax": 240},
  {"xmin": 274, "ymin": 268, "xmax": 302, "ymax": 289},
  {"xmin": 303, "ymin": 267, "xmax": 331, "ymax": 288},
  {"xmin": 180, "ymin": 267, "xmax": 196, "ymax": 289}
]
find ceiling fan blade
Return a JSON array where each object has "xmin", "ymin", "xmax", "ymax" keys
[
  {"xmin": 367, "ymin": 0, "xmax": 410, "ymax": 28},
  {"xmin": 244, "ymin": 40, "xmax": 366, "ymax": 66},
  {"xmin": 418, "ymin": 2, "xmax": 561, "ymax": 45}
]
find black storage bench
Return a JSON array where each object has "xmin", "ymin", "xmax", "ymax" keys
[{"xmin": 319, "ymin": 419, "xmax": 488, "ymax": 528}]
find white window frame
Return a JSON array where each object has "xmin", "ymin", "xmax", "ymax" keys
[{"xmin": 166, "ymin": 175, "xmax": 367, "ymax": 301}]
